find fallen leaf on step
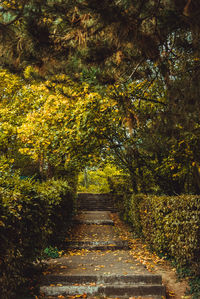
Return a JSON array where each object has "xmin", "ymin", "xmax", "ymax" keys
[
  {"xmin": 75, "ymin": 294, "xmax": 87, "ymax": 298},
  {"xmin": 58, "ymin": 296, "xmax": 65, "ymax": 299},
  {"xmin": 169, "ymin": 291, "xmax": 175, "ymax": 296},
  {"xmin": 42, "ymin": 271, "xmax": 50, "ymax": 275},
  {"xmin": 89, "ymin": 282, "xmax": 96, "ymax": 286}
]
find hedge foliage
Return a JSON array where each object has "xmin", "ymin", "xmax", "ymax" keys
[
  {"xmin": 108, "ymin": 175, "xmax": 132, "ymax": 196},
  {"xmin": 0, "ymin": 174, "xmax": 75, "ymax": 298},
  {"xmin": 112, "ymin": 190, "xmax": 200, "ymax": 274}
]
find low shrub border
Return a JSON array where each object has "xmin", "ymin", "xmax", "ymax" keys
[
  {"xmin": 0, "ymin": 175, "xmax": 75, "ymax": 298},
  {"xmin": 112, "ymin": 191, "xmax": 200, "ymax": 298}
]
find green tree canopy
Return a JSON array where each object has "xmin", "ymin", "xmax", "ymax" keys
[{"xmin": 0, "ymin": 0, "xmax": 200, "ymax": 83}]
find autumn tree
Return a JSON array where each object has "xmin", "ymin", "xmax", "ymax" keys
[{"xmin": 1, "ymin": 0, "xmax": 200, "ymax": 193}]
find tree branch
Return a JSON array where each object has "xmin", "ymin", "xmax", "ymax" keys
[{"xmin": 0, "ymin": 0, "xmax": 27, "ymax": 27}]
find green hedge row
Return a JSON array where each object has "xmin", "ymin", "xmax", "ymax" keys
[
  {"xmin": 0, "ymin": 175, "xmax": 75, "ymax": 298},
  {"xmin": 113, "ymin": 191, "xmax": 200, "ymax": 273}
]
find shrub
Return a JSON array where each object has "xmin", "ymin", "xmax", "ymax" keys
[
  {"xmin": 139, "ymin": 194, "xmax": 200, "ymax": 272},
  {"xmin": 107, "ymin": 174, "xmax": 133, "ymax": 212},
  {"xmin": 0, "ymin": 174, "xmax": 75, "ymax": 298},
  {"xmin": 78, "ymin": 165, "xmax": 125, "ymax": 194},
  {"xmin": 115, "ymin": 192, "xmax": 200, "ymax": 274},
  {"xmin": 108, "ymin": 174, "xmax": 132, "ymax": 196}
]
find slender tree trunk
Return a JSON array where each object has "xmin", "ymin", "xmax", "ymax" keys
[{"xmin": 84, "ymin": 168, "xmax": 88, "ymax": 189}]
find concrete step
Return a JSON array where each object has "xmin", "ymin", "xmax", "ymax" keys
[
  {"xmin": 40, "ymin": 251, "xmax": 166, "ymax": 298},
  {"xmin": 41, "ymin": 281, "xmax": 165, "ymax": 298},
  {"xmin": 79, "ymin": 207, "xmax": 116, "ymax": 212},
  {"xmin": 77, "ymin": 193, "xmax": 115, "ymax": 212},
  {"xmin": 78, "ymin": 193, "xmax": 111, "ymax": 199},
  {"xmin": 78, "ymin": 205, "xmax": 116, "ymax": 213},
  {"xmin": 40, "ymin": 194, "xmax": 166, "ymax": 299},
  {"xmin": 41, "ymin": 274, "xmax": 163, "ymax": 285},
  {"xmin": 73, "ymin": 211, "xmax": 114, "ymax": 225},
  {"xmin": 67, "ymin": 217, "xmax": 122, "ymax": 247},
  {"xmin": 73, "ymin": 219, "xmax": 114, "ymax": 225},
  {"xmin": 64, "ymin": 240, "xmax": 130, "ymax": 251}
]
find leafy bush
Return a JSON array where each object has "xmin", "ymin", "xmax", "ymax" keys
[
  {"xmin": 108, "ymin": 174, "xmax": 132, "ymax": 196},
  {"xmin": 188, "ymin": 276, "xmax": 200, "ymax": 299},
  {"xmin": 0, "ymin": 174, "xmax": 75, "ymax": 298},
  {"xmin": 115, "ymin": 192, "xmax": 200, "ymax": 274},
  {"xmin": 44, "ymin": 246, "xmax": 61, "ymax": 259},
  {"xmin": 125, "ymin": 194, "xmax": 144, "ymax": 236},
  {"xmin": 139, "ymin": 194, "xmax": 200, "ymax": 272},
  {"xmin": 78, "ymin": 164, "xmax": 124, "ymax": 193},
  {"xmin": 107, "ymin": 175, "xmax": 134, "ymax": 219}
]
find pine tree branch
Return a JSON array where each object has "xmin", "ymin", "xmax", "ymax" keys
[
  {"xmin": 0, "ymin": 0, "xmax": 28, "ymax": 27},
  {"xmin": 132, "ymin": 95, "xmax": 166, "ymax": 106}
]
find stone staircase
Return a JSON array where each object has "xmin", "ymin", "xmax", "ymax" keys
[
  {"xmin": 65, "ymin": 211, "xmax": 130, "ymax": 251},
  {"xmin": 76, "ymin": 193, "xmax": 115, "ymax": 211},
  {"xmin": 40, "ymin": 193, "xmax": 166, "ymax": 298}
]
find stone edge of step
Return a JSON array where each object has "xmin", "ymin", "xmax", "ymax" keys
[
  {"xmin": 73, "ymin": 220, "xmax": 114, "ymax": 225},
  {"xmin": 40, "ymin": 284, "xmax": 166, "ymax": 297},
  {"xmin": 41, "ymin": 274, "xmax": 163, "ymax": 285},
  {"xmin": 64, "ymin": 240, "xmax": 130, "ymax": 251}
]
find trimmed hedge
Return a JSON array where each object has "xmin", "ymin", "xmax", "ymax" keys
[
  {"xmin": 0, "ymin": 175, "xmax": 75, "ymax": 298},
  {"xmin": 113, "ymin": 192, "xmax": 200, "ymax": 273},
  {"xmin": 140, "ymin": 194, "xmax": 200, "ymax": 271}
]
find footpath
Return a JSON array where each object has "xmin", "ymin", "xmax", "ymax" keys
[{"xmin": 39, "ymin": 193, "xmax": 166, "ymax": 298}]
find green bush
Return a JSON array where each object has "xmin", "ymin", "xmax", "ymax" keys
[
  {"xmin": 125, "ymin": 194, "xmax": 144, "ymax": 236},
  {"xmin": 108, "ymin": 174, "xmax": 132, "ymax": 196},
  {"xmin": 78, "ymin": 165, "xmax": 124, "ymax": 194},
  {"xmin": 0, "ymin": 174, "xmax": 75, "ymax": 298},
  {"xmin": 139, "ymin": 195, "xmax": 170, "ymax": 254},
  {"xmin": 139, "ymin": 194, "xmax": 200, "ymax": 272},
  {"xmin": 115, "ymin": 192, "xmax": 200, "ymax": 273},
  {"xmin": 107, "ymin": 175, "xmax": 132, "ymax": 212}
]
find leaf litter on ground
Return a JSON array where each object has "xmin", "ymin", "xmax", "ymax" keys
[{"xmin": 110, "ymin": 213, "xmax": 192, "ymax": 299}]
